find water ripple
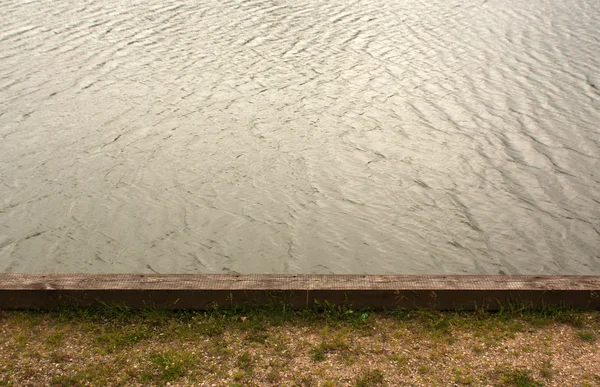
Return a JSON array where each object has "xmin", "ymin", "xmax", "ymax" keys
[{"xmin": 0, "ymin": 0, "xmax": 599, "ymax": 274}]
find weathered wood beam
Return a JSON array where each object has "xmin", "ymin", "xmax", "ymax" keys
[{"xmin": 1, "ymin": 274, "xmax": 599, "ymax": 310}]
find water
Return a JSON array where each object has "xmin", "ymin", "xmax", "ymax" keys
[{"xmin": 1, "ymin": 0, "xmax": 599, "ymax": 275}]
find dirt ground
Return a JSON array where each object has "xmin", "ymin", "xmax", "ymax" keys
[{"xmin": 0, "ymin": 308, "xmax": 599, "ymax": 386}]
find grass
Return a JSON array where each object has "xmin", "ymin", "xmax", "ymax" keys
[
  {"xmin": 355, "ymin": 369, "xmax": 385, "ymax": 386},
  {"xmin": 236, "ymin": 351, "xmax": 254, "ymax": 373},
  {"xmin": 0, "ymin": 304, "xmax": 598, "ymax": 386},
  {"xmin": 310, "ymin": 344, "xmax": 326, "ymax": 361},
  {"xmin": 94, "ymin": 325, "xmax": 151, "ymax": 353},
  {"xmin": 310, "ymin": 328, "xmax": 351, "ymax": 361},
  {"xmin": 539, "ymin": 360, "xmax": 553, "ymax": 379},
  {"xmin": 142, "ymin": 350, "xmax": 197, "ymax": 383},
  {"xmin": 578, "ymin": 331, "xmax": 597, "ymax": 343},
  {"xmin": 498, "ymin": 368, "xmax": 544, "ymax": 387}
]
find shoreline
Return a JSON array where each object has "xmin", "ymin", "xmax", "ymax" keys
[{"xmin": 2, "ymin": 274, "xmax": 600, "ymax": 310}]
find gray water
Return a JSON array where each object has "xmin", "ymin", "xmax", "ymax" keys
[{"xmin": 1, "ymin": 0, "xmax": 599, "ymax": 275}]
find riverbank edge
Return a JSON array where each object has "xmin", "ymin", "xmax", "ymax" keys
[{"xmin": 2, "ymin": 274, "xmax": 600, "ymax": 310}]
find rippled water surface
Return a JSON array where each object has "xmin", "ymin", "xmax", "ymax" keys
[{"xmin": 1, "ymin": 0, "xmax": 599, "ymax": 274}]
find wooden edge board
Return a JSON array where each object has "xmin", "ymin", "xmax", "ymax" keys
[{"xmin": 1, "ymin": 274, "xmax": 599, "ymax": 310}]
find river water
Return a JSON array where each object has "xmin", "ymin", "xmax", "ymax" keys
[{"xmin": 1, "ymin": 0, "xmax": 599, "ymax": 274}]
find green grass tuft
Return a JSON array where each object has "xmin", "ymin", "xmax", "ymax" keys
[
  {"xmin": 142, "ymin": 350, "xmax": 197, "ymax": 383},
  {"xmin": 578, "ymin": 331, "xmax": 597, "ymax": 343},
  {"xmin": 355, "ymin": 369, "xmax": 385, "ymax": 387},
  {"xmin": 236, "ymin": 351, "xmax": 254, "ymax": 373},
  {"xmin": 499, "ymin": 368, "xmax": 544, "ymax": 387}
]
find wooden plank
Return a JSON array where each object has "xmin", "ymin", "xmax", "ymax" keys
[{"xmin": 1, "ymin": 274, "xmax": 599, "ymax": 310}]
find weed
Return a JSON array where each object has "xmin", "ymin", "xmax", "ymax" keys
[
  {"xmin": 196, "ymin": 316, "xmax": 226, "ymax": 337},
  {"xmin": 390, "ymin": 354, "xmax": 408, "ymax": 365},
  {"xmin": 355, "ymin": 369, "xmax": 385, "ymax": 387},
  {"xmin": 499, "ymin": 368, "xmax": 543, "ymax": 387},
  {"xmin": 418, "ymin": 364, "xmax": 433, "ymax": 375},
  {"xmin": 453, "ymin": 368, "xmax": 474, "ymax": 385},
  {"xmin": 232, "ymin": 371, "xmax": 245, "ymax": 381},
  {"xmin": 94, "ymin": 325, "xmax": 149, "ymax": 352},
  {"xmin": 49, "ymin": 351, "xmax": 71, "ymax": 364},
  {"xmin": 578, "ymin": 331, "xmax": 597, "ymax": 343},
  {"xmin": 51, "ymin": 375, "xmax": 78, "ymax": 386},
  {"xmin": 14, "ymin": 334, "xmax": 28, "ymax": 350},
  {"xmin": 7, "ymin": 312, "xmax": 43, "ymax": 329},
  {"xmin": 310, "ymin": 333, "xmax": 349, "ymax": 362},
  {"xmin": 266, "ymin": 368, "xmax": 282, "ymax": 383},
  {"xmin": 309, "ymin": 300, "xmax": 372, "ymax": 329},
  {"xmin": 50, "ymin": 362, "xmax": 123, "ymax": 386},
  {"xmin": 310, "ymin": 345, "xmax": 326, "ymax": 361},
  {"xmin": 390, "ymin": 354, "xmax": 408, "ymax": 374},
  {"xmin": 45, "ymin": 331, "xmax": 64, "ymax": 349},
  {"xmin": 293, "ymin": 376, "xmax": 316, "ymax": 386},
  {"xmin": 0, "ymin": 366, "xmax": 12, "ymax": 387},
  {"xmin": 581, "ymin": 373, "xmax": 600, "ymax": 387},
  {"xmin": 236, "ymin": 351, "xmax": 253, "ymax": 373},
  {"xmin": 245, "ymin": 329, "xmax": 269, "ymax": 344},
  {"xmin": 322, "ymin": 331, "xmax": 349, "ymax": 351},
  {"xmin": 521, "ymin": 306, "xmax": 585, "ymax": 328},
  {"xmin": 146, "ymin": 350, "xmax": 196, "ymax": 383},
  {"xmin": 138, "ymin": 307, "xmax": 172, "ymax": 324},
  {"xmin": 540, "ymin": 360, "xmax": 553, "ymax": 379}
]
